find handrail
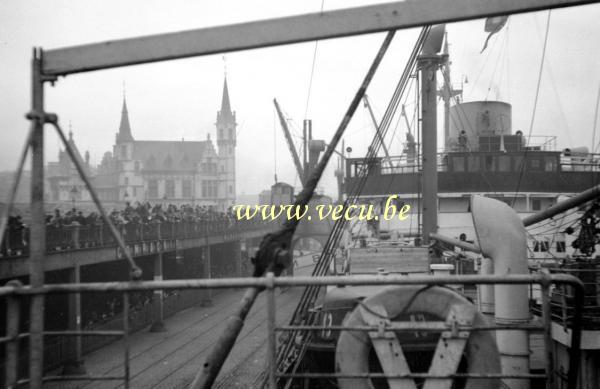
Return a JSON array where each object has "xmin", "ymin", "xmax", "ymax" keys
[
  {"xmin": 0, "ymin": 273, "xmax": 584, "ymax": 389},
  {"xmin": 0, "ymin": 219, "xmax": 275, "ymax": 258}
]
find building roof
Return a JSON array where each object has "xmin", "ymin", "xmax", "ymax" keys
[
  {"xmin": 217, "ymin": 77, "xmax": 235, "ymax": 123},
  {"xmin": 221, "ymin": 77, "xmax": 231, "ymax": 114},
  {"xmin": 116, "ymin": 98, "xmax": 134, "ymax": 143},
  {"xmin": 133, "ymin": 140, "xmax": 216, "ymax": 171}
]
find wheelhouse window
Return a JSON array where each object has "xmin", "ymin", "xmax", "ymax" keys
[
  {"xmin": 531, "ymin": 198, "xmax": 542, "ymax": 211},
  {"xmin": 513, "ymin": 156, "xmax": 525, "ymax": 172},
  {"xmin": 484, "ymin": 155, "xmax": 495, "ymax": 171},
  {"xmin": 467, "ymin": 156, "xmax": 479, "ymax": 172},
  {"xmin": 530, "ymin": 158, "xmax": 542, "ymax": 170},
  {"xmin": 545, "ymin": 156, "xmax": 557, "ymax": 171},
  {"xmin": 498, "ymin": 155, "xmax": 511, "ymax": 172},
  {"xmin": 452, "ymin": 156, "xmax": 465, "ymax": 172}
]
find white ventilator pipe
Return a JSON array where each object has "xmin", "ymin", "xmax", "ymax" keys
[
  {"xmin": 479, "ymin": 256, "xmax": 495, "ymax": 317},
  {"xmin": 471, "ymin": 195, "xmax": 530, "ymax": 389}
]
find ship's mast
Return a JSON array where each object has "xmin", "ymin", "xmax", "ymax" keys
[
  {"xmin": 439, "ymin": 32, "xmax": 462, "ymax": 150},
  {"xmin": 419, "ymin": 25, "xmax": 445, "ymax": 245}
]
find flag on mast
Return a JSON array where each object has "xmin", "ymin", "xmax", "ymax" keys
[{"xmin": 481, "ymin": 16, "xmax": 508, "ymax": 53}]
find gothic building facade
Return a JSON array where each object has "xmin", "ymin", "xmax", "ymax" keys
[{"xmin": 47, "ymin": 78, "xmax": 237, "ymax": 211}]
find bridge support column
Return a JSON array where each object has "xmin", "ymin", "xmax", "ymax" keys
[
  {"xmin": 233, "ymin": 240, "xmax": 242, "ymax": 277},
  {"xmin": 201, "ymin": 245, "xmax": 213, "ymax": 306},
  {"xmin": 150, "ymin": 252, "xmax": 166, "ymax": 332},
  {"xmin": 62, "ymin": 264, "xmax": 86, "ymax": 375}
]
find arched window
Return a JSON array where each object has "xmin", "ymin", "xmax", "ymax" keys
[
  {"xmin": 164, "ymin": 155, "xmax": 173, "ymax": 169},
  {"xmin": 146, "ymin": 156, "xmax": 156, "ymax": 169},
  {"xmin": 180, "ymin": 154, "xmax": 190, "ymax": 167}
]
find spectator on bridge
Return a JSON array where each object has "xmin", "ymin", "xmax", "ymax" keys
[{"xmin": 2, "ymin": 201, "xmax": 264, "ymax": 257}]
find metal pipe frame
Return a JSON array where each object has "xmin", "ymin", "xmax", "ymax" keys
[
  {"xmin": 28, "ymin": 48, "xmax": 46, "ymax": 389},
  {"xmin": 49, "ymin": 119, "xmax": 142, "ymax": 278},
  {"xmin": 41, "ymin": 0, "xmax": 599, "ymax": 76},
  {"xmin": 0, "ymin": 273, "xmax": 583, "ymax": 294},
  {"xmin": 23, "ymin": 2, "xmax": 597, "ymax": 388},
  {"xmin": 0, "ymin": 273, "xmax": 584, "ymax": 388},
  {"xmin": 276, "ymin": 372, "xmax": 547, "ymax": 380},
  {"xmin": 429, "ymin": 232, "xmax": 481, "ymax": 253},
  {"xmin": 275, "ymin": 324, "xmax": 545, "ymax": 332},
  {"xmin": 523, "ymin": 183, "xmax": 600, "ymax": 226}
]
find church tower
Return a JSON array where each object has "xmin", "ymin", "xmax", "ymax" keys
[
  {"xmin": 114, "ymin": 96, "xmax": 139, "ymax": 203},
  {"xmin": 216, "ymin": 77, "xmax": 236, "ymax": 210}
]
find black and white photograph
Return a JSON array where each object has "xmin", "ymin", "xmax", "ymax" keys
[{"xmin": 1, "ymin": 1, "xmax": 600, "ymax": 388}]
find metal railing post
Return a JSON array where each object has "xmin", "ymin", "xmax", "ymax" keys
[
  {"xmin": 5, "ymin": 280, "xmax": 22, "ymax": 389},
  {"xmin": 72, "ymin": 224, "xmax": 81, "ymax": 249},
  {"xmin": 123, "ymin": 292, "xmax": 131, "ymax": 389},
  {"xmin": 28, "ymin": 48, "xmax": 46, "ymax": 389},
  {"xmin": 266, "ymin": 272, "xmax": 277, "ymax": 389},
  {"xmin": 540, "ymin": 278, "xmax": 554, "ymax": 389}
]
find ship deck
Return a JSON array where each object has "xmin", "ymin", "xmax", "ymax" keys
[{"xmin": 45, "ymin": 256, "xmax": 549, "ymax": 389}]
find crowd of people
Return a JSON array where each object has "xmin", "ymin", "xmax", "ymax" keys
[
  {"xmin": 45, "ymin": 202, "xmax": 238, "ymax": 226},
  {"xmin": 1, "ymin": 202, "xmax": 253, "ymax": 257}
]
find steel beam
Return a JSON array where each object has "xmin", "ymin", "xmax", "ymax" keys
[
  {"xmin": 28, "ymin": 49, "xmax": 45, "ymax": 389},
  {"xmin": 523, "ymin": 183, "xmax": 600, "ymax": 226},
  {"xmin": 42, "ymin": 0, "xmax": 599, "ymax": 76}
]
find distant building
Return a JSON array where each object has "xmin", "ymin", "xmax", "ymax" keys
[
  {"xmin": 270, "ymin": 182, "xmax": 294, "ymax": 206},
  {"xmin": 257, "ymin": 182, "xmax": 295, "ymax": 206},
  {"xmin": 47, "ymin": 77, "xmax": 237, "ymax": 211},
  {"xmin": 47, "ymin": 129, "xmax": 93, "ymax": 204}
]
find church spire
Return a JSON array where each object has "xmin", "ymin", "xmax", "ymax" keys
[
  {"xmin": 220, "ymin": 77, "xmax": 232, "ymax": 116},
  {"xmin": 117, "ymin": 96, "xmax": 134, "ymax": 143}
]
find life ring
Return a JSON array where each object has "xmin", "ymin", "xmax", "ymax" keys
[{"xmin": 335, "ymin": 285, "xmax": 501, "ymax": 389}]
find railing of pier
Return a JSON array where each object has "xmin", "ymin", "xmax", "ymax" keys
[
  {"xmin": 0, "ymin": 219, "xmax": 274, "ymax": 258},
  {"xmin": 0, "ymin": 273, "xmax": 584, "ymax": 389}
]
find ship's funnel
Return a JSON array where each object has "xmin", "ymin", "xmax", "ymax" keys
[
  {"xmin": 471, "ymin": 195, "xmax": 530, "ymax": 389},
  {"xmin": 448, "ymin": 101, "xmax": 512, "ymax": 151}
]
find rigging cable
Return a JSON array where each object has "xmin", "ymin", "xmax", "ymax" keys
[
  {"xmin": 304, "ymin": 0, "xmax": 326, "ymax": 119},
  {"xmin": 484, "ymin": 30, "xmax": 508, "ymax": 101},
  {"xmin": 511, "ymin": 10, "xmax": 552, "ymax": 207},
  {"xmin": 592, "ymin": 81, "xmax": 600, "ymax": 153},
  {"xmin": 273, "ymin": 107, "xmax": 278, "ymax": 183},
  {"xmin": 272, "ymin": 28, "xmax": 431, "ymax": 388}
]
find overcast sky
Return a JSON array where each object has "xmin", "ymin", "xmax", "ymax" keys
[{"xmin": 1, "ymin": 0, "xmax": 600, "ymax": 198}]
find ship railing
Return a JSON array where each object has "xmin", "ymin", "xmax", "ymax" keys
[
  {"xmin": 530, "ymin": 262, "xmax": 600, "ymax": 330},
  {"xmin": 0, "ymin": 273, "xmax": 584, "ymax": 389},
  {"xmin": 445, "ymin": 135, "xmax": 558, "ymax": 152},
  {"xmin": 559, "ymin": 153, "xmax": 600, "ymax": 172},
  {"xmin": 0, "ymin": 219, "xmax": 275, "ymax": 258}
]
